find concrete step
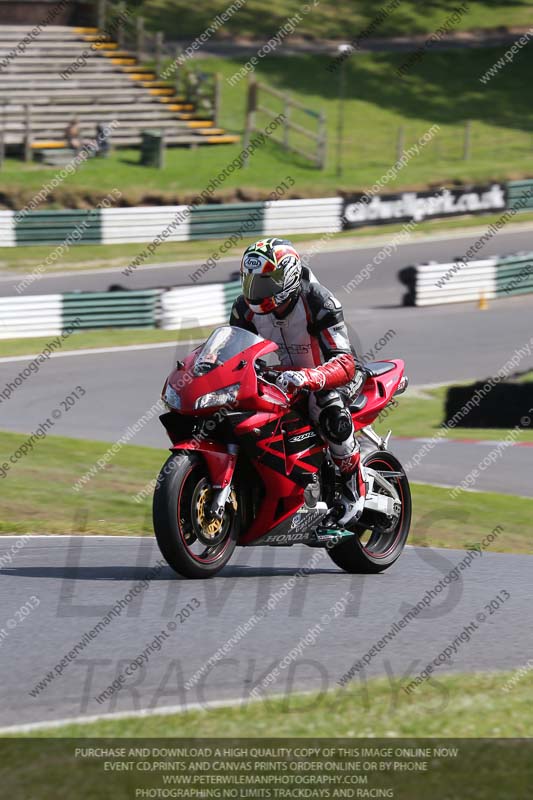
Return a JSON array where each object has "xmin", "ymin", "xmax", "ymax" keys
[
  {"xmin": 0, "ymin": 55, "xmax": 139, "ymax": 68},
  {"xmin": 0, "ymin": 54, "xmax": 124, "ymax": 61},
  {"xmin": 4, "ymin": 120, "xmax": 200, "ymax": 133},
  {"xmin": 1, "ymin": 104, "xmax": 191, "ymax": 116},
  {"xmin": 0, "ymin": 73, "xmax": 162, "ymax": 82},
  {"xmin": 0, "ymin": 24, "xmax": 233, "ymax": 150},
  {"xmin": 1, "ymin": 65, "xmax": 126, "ymax": 73},
  {"xmin": 0, "ymin": 78, "xmax": 167, "ymax": 88},
  {"xmin": 0, "ymin": 24, "xmax": 93, "ymax": 28},
  {"xmin": 6, "ymin": 135, "xmax": 238, "ymax": 148},
  {"xmin": 0, "ymin": 31, "xmax": 82, "ymax": 41},
  {"xmin": 0, "ymin": 88, "xmax": 165, "ymax": 98},
  {"xmin": 0, "ymin": 41, "xmax": 85, "ymax": 50},
  {"xmin": 0, "ymin": 25, "xmax": 85, "ymax": 33},
  {"xmin": 2, "ymin": 111, "xmax": 194, "ymax": 123}
]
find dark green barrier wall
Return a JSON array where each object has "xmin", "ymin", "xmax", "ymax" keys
[
  {"xmin": 189, "ymin": 202, "xmax": 265, "ymax": 241},
  {"xmin": 15, "ymin": 210, "xmax": 103, "ymax": 246},
  {"xmin": 495, "ymin": 253, "xmax": 533, "ymax": 297},
  {"xmin": 62, "ymin": 290, "xmax": 160, "ymax": 330},
  {"xmin": 506, "ymin": 180, "xmax": 533, "ymax": 212}
]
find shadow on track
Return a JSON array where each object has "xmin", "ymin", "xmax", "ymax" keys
[{"xmin": 0, "ymin": 564, "xmax": 341, "ymax": 581}]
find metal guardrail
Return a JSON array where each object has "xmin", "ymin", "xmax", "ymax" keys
[
  {"xmin": 63, "ymin": 289, "xmax": 160, "ymax": 329},
  {"xmin": 0, "ymin": 180, "xmax": 530, "ymax": 249},
  {"xmin": 15, "ymin": 210, "xmax": 102, "ymax": 246},
  {"xmin": 507, "ymin": 180, "xmax": 533, "ymax": 213},
  {"xmin": 1, "ymin": 199, "xmax": 342, "ymax": 247},
  {"xmin": 399, "ymin": 252, "xmax": 533, "ymax": 306},
  {"xmin": 160, "ymin": 282, "xmax": 240, "ymax": 330},
  {"xmin": 0, "ymin": 282, "xmax": 241, "ymax": 339},
  {"xmin": 0, "ymin": 294, "xmax": 63, "ymax": 339}
]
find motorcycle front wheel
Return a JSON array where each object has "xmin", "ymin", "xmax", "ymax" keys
[{"xmin": 153, "ymin": 451, "xmax": 238, "ymax": 578}]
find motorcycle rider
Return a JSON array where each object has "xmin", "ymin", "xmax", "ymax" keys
[{"xmin": 230, "ymin": 237, "xmax": 366, "ymax": 526}]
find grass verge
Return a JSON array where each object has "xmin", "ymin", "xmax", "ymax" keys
[
  {"xmin": 0, "ymin": 326, "xmax": 209, "ymax": 358},
  {"xmin": 1, "ymin": 48, "xmax": 533, "ymax": 207},
  {"xmin": 144, "ymin": 1, "xmax": 533, "ymax": 41},
  {"xmin": 0, "ymin": 431, "xmax": 163, "ymax": 536},
  {"xmin": 10, "ymin": 671, "xmax": 533, "ymax": 738},
  {"xmin": 374, "ymin": 383, "xmax": 533, "ymax": 444},
  {"xmin": 0, "ymin": 430, "xmax": 531, "ymax": 550}
]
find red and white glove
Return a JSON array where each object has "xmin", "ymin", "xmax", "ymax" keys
[
  {"xmin": 276, "ymin": 370, "xmax": 313, "ymax": 393},
  {"xmin": 276, "ymin": 354, "xmax": 356, "ymax": 393}
]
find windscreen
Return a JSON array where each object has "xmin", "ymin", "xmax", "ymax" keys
[{"xmin": 193, "ymin": 326, "xmax": 264, "ymax": 374}]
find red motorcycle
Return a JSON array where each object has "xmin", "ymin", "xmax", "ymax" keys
[{"xmin": 154, "ymin": 326, "xmax": 411, "ymax": 578}]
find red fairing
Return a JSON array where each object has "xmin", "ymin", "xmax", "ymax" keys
[
  {"xmin": 352, "ymin": 359, "xmax": 405, "ymax": 431},
  {"xmin": 168, "ymin": 338, "xmax": 288, "ymax": 415},
  {"xmin": 159, "ymin": 323, "xmax": 406, "ymax": 548},
  {"xmin": 240, "ymin": 463, "xmax": 305, "ymax": 544},
  {"xmin": 172, "ymin": 441, "xmax": 236, "ymax": 488},
  {"xmin": 302, "ymin": 353, "xmax": 355, "ymax": 391}
]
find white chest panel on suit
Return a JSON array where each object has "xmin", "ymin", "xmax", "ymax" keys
[{"xmin": 251, "ymin": 296, "xmax": 321, "ymax": 369}]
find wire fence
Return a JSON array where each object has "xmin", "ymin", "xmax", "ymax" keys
[{"xmin": 342, "ymin": 122, "xmax": 533, "ymax": 171}]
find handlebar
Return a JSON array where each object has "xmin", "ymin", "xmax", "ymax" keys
[
  {"xmin": 254, "ymin": 359, "xmax": 282, "ymax": 383},
  {"xmin": 255, "ymin": 361, "xmax": 308, "ymax": 404}
]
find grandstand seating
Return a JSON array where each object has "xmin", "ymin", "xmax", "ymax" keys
[{"xmin": 0, "ymin": 24, "xmax": 239, "ymax": 152}]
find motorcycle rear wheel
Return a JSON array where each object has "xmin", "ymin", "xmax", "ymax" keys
[
  {"xmin": 327, "ymin": 448, "xmax": 411, "ymax": 574},
  {"xmin": 153, "ymin": 451, "xmax": 238, "ymax": 578}
]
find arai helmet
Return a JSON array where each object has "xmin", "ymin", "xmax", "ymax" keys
[{"xmin": 240, "ymin": 237, "xmax": 302, "ymax": 314}]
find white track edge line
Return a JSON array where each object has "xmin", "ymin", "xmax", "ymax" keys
[
  {"xmin": 0, "ymin": 535, "xmax": 149, "ymax": 539},
  {"xmin": 0, "ymin": 690, "xmax": 316, "ymax": 734},
  {"xmin": 0, "ymin": 339, "xmax": 203, "ymax": 363}
]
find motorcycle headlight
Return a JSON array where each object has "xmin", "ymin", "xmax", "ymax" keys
[
  {"xmin": 195, "ymin": 383, "xmax": 239, "ymax": 409},
  {"xmin": 164, "ymin": 384, "xmax": 182, "ymax": 410}
]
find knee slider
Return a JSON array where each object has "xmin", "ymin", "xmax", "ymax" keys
[{"xmin": 319, "ymin": 405, "xmax": 353, "ymax": 444}]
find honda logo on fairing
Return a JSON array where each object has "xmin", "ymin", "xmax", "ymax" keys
[{"xmin": 265, "ymin": 532, "xmax": 308, "ymax": 544}]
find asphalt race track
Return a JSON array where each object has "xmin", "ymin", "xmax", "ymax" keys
[
  {"xmin": 0, "ymin": 226, "xmax": 532, "ymax": 732},
  {"xmin": 2, "ymin": 225, "xmax": 533, "ymax": 386},
  {"xmin": 0, "ymin": 342, "xmax": 531, "ymax": 496},
  {"xmin": 0, "ymin": 330, "xmax": 531, "ymax": 496},
  {"xmin": 0, "ymin": 536, "xmax": 530, "ymax": 730},
  {"xmin": 2, "ymin": 222, "xmax": 533, "ymax": 305}
]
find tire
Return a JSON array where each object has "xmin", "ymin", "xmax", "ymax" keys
[
  {"xmin": 327, "ymin": 449, "xmax": 411, "ymax": 574},
  {"xmin": 153, "ymin": 451, "xmax": 238, "ymax": 578}
]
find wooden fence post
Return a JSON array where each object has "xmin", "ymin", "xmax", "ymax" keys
[
  {"xmin": 396, "ymin": 125, "xmax": 405, "ymax": 162},
  {"xmin": 463, "ymin": 120, "xmax": 471, "ymax": 160},
  {"xmin": 213, "ymin": 73, "xmax": 221, "ymax": 127},
  {"xmin": 174, "ymin": 47, "xmax": 182, "ymax": 94},
  {"xmin": 155, "ymin": 31, "xmax": 164, "ymax": 77},
  {"xmin": 242, "ymin": 77, "xmax": 257, "ymax": 168},
  {"xmin": 0, "ymin": 104, "xmax": 6, "ymax": 171},
  {"xmin": 136, "ymin": 16, "xmax": 145, "ymax": 62},
  {"xmin": 24, "ymin": 104, "xmax": 32, "ymax": 163},
  {"xmin": 117, "ymin": 3, "xmax": 126, "ymax": 49},
  {"xmin": 317, "ymin": 111, "xmax": 326, "ymax": 169},
  {"xmin": 283, "ymin": 96, "xmax": 290, "ymax": 152},
  {"xmin": 242, "ymin": 79, "xmax": 327, "ymax": 169},
  {"xmin": 97, "ymin": 0, "xmax": 106, "ymax": 30}
]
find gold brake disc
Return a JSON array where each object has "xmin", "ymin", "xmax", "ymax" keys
[{"xmin": 195, "ymin": 487, "xmax": 237, "ymax": 539}]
